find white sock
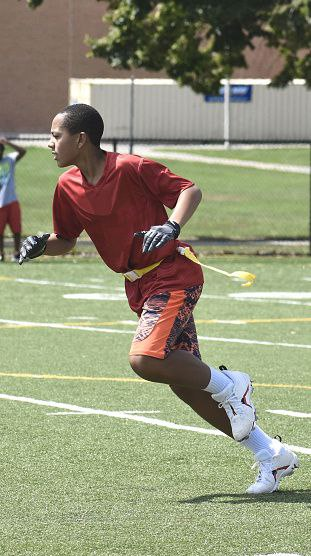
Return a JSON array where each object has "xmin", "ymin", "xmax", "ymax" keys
[
  {"xmin": 203, "ymin": 366, "xmax": 232, "ymax": 394},
  {"xmin": 241, "ymin": 425, "xmax": 279, "ymax": 457}
]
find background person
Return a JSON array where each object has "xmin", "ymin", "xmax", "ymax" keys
[
  {"xmin": 0, "ymin": 137, "xmax": 26, "ymax": 262},
  {"xmin": 19, "ymin": 104, "xmax": 298, "ymax": 494}
]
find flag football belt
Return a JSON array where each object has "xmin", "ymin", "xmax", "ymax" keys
[
  {"xmin": 123, "ymin": 259, "xmax": 164, "ymax": 282},
  {"xmin": 123, "ymin": 246, "xmax": 256, "ymax": 287}
]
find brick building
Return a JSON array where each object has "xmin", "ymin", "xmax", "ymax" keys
[{"xmin": 0, "ymin": 0, "xmax": 283, "ymax": 133}]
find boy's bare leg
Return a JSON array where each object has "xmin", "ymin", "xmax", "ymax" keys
[
  {"xmin": 130, "ymin": 350, "xmax": 233, "ymax": 437},
  {"xmin": 170, "ymin": 384, "xmax": 233, "ymax": 437},
  {"xmin": 130, "ymin": 350, "xmax": 212, "ymax": 389}
]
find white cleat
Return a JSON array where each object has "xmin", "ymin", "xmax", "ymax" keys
[
  {"xmin": 211, "ymin": 366, "xmax": 256, "ymax": 442},
  {"xmin": 247, "ymin": 443, "xmax": 299, "ymax": 494}
]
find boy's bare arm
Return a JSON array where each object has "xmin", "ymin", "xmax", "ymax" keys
[
  {"xmin": 45, "ymin": 233, "xmax": 76, "ymax": 256},
  {"xmin": 0, "ymin": 137, "xmax": 27, "ymax": 161},
  {"xmin": 135, "ymin": 185, "xmax": 202, "ymax": 254},
  {"xmin": 169, "ymin": 184, "xmax": 202, "ymax": 228},
  {"xmin": 19, "ymin": 233, "xmax": 76, "ymax": 264}
]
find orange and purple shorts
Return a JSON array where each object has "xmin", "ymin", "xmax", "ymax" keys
[
  {"xmin": 129, "ymin": 285, "xmax": 203, "ymax": 360},
  {"xmin": 0, "ymin": 201, "xmax": 21, "ymax": 234}
]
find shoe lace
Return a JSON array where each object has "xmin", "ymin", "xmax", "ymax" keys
[
  {"xmin": 219, "ymin": 365, "xmax": 228, "ymax": 371},
  {"xmin": 218, "ymin": 393, "xmax": 244, "ymax": 416},
  {"xmin": 217, "ymin": 364, "xmax": 246, "ymax": 417},
  {"xmin": 251, "ymin": 460, "xmax": 272, "ymax": 484}
]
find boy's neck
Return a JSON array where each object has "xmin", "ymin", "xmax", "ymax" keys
[{"xmin": 78, "ymin": 148, "xmax": 106, "ymax": 185}]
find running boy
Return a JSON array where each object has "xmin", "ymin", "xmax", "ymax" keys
[{"xmin": 19, "ymin": 104, "xmax": 298, "ymax": 494}]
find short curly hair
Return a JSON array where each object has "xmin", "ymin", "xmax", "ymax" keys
[{"xmin": 60, "ymin": 103, "xmax": 104, "ymax": 147}]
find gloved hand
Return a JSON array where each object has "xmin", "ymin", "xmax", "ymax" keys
[
  {"xmin": 134, "ymin": 220, "xmax": 180, "ymax": 253},
  {"xmin": 19, "ymin": 233, "xmax": 50, "ymax": 265}
]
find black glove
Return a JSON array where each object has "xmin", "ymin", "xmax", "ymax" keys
[
  {"xmin": 134, "ymin": 220, "xmax": 180, "ymax": 254},
  {"xmin": 18, "ymin": 233, "xmax": 50, "ymax": 265}
]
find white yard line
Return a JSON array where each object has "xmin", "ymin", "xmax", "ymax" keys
[
  {"xmin": 46, "ymin": 411, "xmax": 97, "ymax": 415},
  {"xmin": 0, "ymin": 393, "xmax": 224, "ymax": 437},
  {"xmin": 14, "ymin": 278, "xmax": 109, "ymax": 289},
  {"xmin": 4, "ymin": 277, "xmax": 311, "ymax": 307},
  {"xmin": 119, "ymin": 410, "xmax": 161, "ymax": 414},
  {"xmin": 0, "ymin": 319, "xmax": 132, "ymax": 334},
  {"xmin": 64, "ymin": 293, "xmax": 311, "ymax": 306},
  {"xmin": 63, "ymin": 293, "xmax": 126, "ymax": 301},
  {"xmin": 235, "ymin": 299, "xmax": 311, "ymax": 307},
  {"xmin": 0, "ymin": 319, "xmax": 310, "ymax": 349},
  {"xmin": 0, "ymin": 393, "xmax": 310, "ymax": 455},
  {"xmin": 255, "ymin": 553, "xmax": 302, "ymax": 556},
  {"xmin": 266, "ymin": 410, "xmax": 311, "ymax": 419},
  {"xmin": 232, "ymin": 291, "xmax": 311, "ymax": 300},
  {"xmin": 139, "ymin": 149, "xmax": 309, "ymax": 174},
  {"xmin": 47, "ymin": 409, "xmax": 161, "ymax": 415},
  {"xmin": 197, "ymin": 334, "xmax": 311, "ymax": 349},
  {"xmin": 67, "ymin": 316, "xmax": 98, "ymax": 320},
  {"xmin": 201, "ymin": 293, "xmax": 311, "ymax": 307}
]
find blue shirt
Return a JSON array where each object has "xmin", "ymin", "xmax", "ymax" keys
[{"xmin": 0, "ymin": 152, "xmax": 19, "ymax": 208}]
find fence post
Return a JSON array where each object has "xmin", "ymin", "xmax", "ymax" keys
[
  {"xmin": 309, "ymin": 143, "xmax": 311, "ymax": 255},
  {"xmin": 129, "ymin": 76, "xmax": 135, "ymax": 154},
  {"xmin": 224, "ymin": 79, "xmax": 230, "ymax": 149}
]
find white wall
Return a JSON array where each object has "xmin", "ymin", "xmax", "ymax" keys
[{"xmin": 70, "ymin": 78, "xmax": 311, "ymax": 142}]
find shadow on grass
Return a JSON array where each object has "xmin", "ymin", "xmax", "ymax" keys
[{"xmin": 179, "ymin": 489, "xmax": 311, "ymax": 505}]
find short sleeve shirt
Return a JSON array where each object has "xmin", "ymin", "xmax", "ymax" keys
[
  {"xmin": 53, "ymin": 151, "xmax": 204, "ymax": 313},
  {"xmin": 0, "ymin": 152, "xmax": 18, "ymax": 208}
]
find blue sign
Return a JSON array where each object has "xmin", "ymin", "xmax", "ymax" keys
[{"xmin": 205, "ymin": 85, "xmax": 252, "ymax": 103}]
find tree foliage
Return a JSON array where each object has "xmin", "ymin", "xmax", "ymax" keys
[
  {"xmin": 26, "ymin": 0, "xmax": 311, "ymax": 94},
  {"xmin": 23, "ymin": 0, "xmax": 43, "ymax": 7}
]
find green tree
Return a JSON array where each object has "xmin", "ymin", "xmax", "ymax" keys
[
  {"xmin": 25, "ymin": 0, "xmax": 311, "ymax": 94},
  {"xmin": 24, "ymin": 0, "xmax": 43, "ymax": 7}
]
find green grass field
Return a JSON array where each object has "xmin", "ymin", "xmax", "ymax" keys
[
  {"xmin": 0, "ymin": 255, "xmax": 310, "ymax": 555},
  {"xmin": 13, "ymin": 146, "xmax": 310, "ymax": 242},
  {"xmin": 158, "ymin": 146, "xmax": 310, "ymax": 166}
]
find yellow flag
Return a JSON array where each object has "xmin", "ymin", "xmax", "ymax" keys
[{"xmin": 177, "ymin": 246, "xmax": 256, "ymax": 287}]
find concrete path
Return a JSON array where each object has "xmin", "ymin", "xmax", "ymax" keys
[{"xmin": 136, "ymin": 147, "xmax": 309, "ymax": 175}]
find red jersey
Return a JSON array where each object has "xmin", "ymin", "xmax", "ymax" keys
[{"xmin": 53, "ymin": 151, "xmax": 204, "ymax": 313}]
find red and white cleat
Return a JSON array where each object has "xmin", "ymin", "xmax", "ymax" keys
[
  {"xmin": 212, "ymin": 367, "xmax": 256, "ymax": 442},
  {"xmin": 247, "ymin": 442, "xmax": 299, "ymax": 494}
]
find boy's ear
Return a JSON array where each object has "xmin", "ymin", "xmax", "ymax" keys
[{"xmin": 77, "ymin": 132, "xmax": 87, "ymax": 149}]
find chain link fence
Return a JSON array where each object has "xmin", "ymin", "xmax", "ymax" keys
[{"xmin": 2, "ymin": 137, "xmax": 310, "ymax": 257}]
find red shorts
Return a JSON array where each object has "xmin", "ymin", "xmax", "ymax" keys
[
  {"xmin": 129, "ymin": 285, "xmax": 203, "ymax": 360},
  {"xmin": 0, "ymin": 201, "xmax": 21, "ymax": 234}
]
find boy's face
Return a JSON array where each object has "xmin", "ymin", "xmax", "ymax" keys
[{"xmin": 48, "ymin": 113, "xmax": 82, "ymax": 167}]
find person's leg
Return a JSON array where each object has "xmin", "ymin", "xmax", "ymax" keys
[
  {"xmin": 0, "ymin": 206, "xmax": 7, "ymax": 260},
  {"xmin": 169, "ymin": 337, "xmax": 299, "ymax": 492},
  {"xmin": 167, "ymin": 314, "xmax": 232, "ymax": 437},
  {"xmin": 242, "ymin": 425, "xmax": 279, "ymax": 456},
  {"xmin": 0, "ymin": 234, "xmax": 4, "ymax": 259},
  {"xmin": 130, "ymin": 351, "xmax": 255, "ymax": 440},
  {"xmin": 129, "ymin": 287, "xmax": 298, "ymax": 492},
  {"xmin": 131, "ymin": 348, "xmax": 211, "ymax": 388},
  {"xmin": 129, "ymin": 288, "xmax": 255, "ymax": 441},
  {"xmin": 170, "ymin": 384, "xmax": 233, "ymax": 437},
  {"xmin": 242, "ymin": 427, "xmax": 299, "ymax": 494},
  {"xmin": 9, "ymin": 201, "xmax": 21, "ymax": 261},
  {"xmin": 13, "ymin": 232, "xmax": 21, "ymax": 257}
]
